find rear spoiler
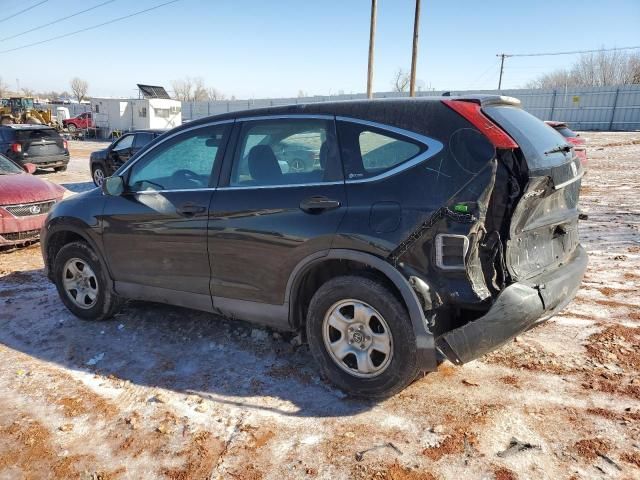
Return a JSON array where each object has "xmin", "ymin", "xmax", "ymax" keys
[{"xmin": 450, "ymin": 95, "xmax": 522, "ymax": 108}]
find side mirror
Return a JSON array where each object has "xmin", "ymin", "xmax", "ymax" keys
[
  {"xmin": 23, "ymin": 163, "xmax": 36, "ymax": 174},
  {"xmin": 103, "ymin": 176, "xmax": 124, "ymax": 196}
]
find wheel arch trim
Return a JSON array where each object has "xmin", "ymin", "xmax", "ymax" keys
[
  {"xmin": 286, "ymin": 248, "xmax": 438, "ymax": 371},
  {"xmin": 43, "ymin": 221, "xmax": 112, "ymax": 282}
]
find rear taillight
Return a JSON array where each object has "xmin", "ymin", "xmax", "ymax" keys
[
  {"xmin": 63, "ymin": 140, "xmax": 68, "ymax": 150},
  {"xmin": 11, "ymin": 143, "xmax": 22, "ymax": 153},
  {"xmin": 442, "ymin": 100, "xmax": 518, "ymax": 149}
]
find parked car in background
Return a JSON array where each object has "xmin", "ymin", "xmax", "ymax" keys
[
  {"xmin": 63, "ymin": 112, "xmax": 94, "ymax": 131},
  {"xmin": 0, "ymin": 154, "xmax": 67, "ymax": 247},
  {"xmin": 0, "ymin": 124, "xmax": 70, "ymax": 172},
  {"xmin": 89, "ymin": 129, "xmax": 165, "ymax": 186},
  {"xmin": 545, "ymin": 121, "xmax": 587, "ymax": 164},
  {"xmin": 42, "ymin": 96, "xmax": 587, "ymax": 397}
]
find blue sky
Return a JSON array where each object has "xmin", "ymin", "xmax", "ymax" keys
[{"xmin": 1, "ymin": 0, "xmax": 639, "ymax": 99}]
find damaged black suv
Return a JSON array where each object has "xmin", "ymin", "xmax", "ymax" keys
[{"xmin": 41, "ymin": 96, "xmax": 587, "ymax": 397}]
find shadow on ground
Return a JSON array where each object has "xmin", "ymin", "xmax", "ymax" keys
[{"xmin": 0, "ymin": 267, "xmax": 375, "ymax": 418}]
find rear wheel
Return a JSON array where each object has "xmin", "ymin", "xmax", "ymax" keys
[
  {"xmin": 92, "ymin": 164, "xmax": 106, "ymax": 186},
  {"xmin": 67, "ymin": 124, "xmax": 77, "ymax": 132},
  {"xmin": 306, "ymin": 276, "xmax": 419, "ymax": 398},
  {"xmin": 53, "ymin": 241, "xmax": 122, "ymax": 321}
]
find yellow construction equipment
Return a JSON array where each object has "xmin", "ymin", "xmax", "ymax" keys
[{"xmin": 0, "ymin": 97, "xmax": 53, "ymax": 126}]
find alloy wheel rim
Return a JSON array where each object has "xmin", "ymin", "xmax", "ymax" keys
[
  {"xmin": 62, "ymin": 258, "xmax": 98, "ymax": 309},
  {"xmin": 322, "ymin": 299, "xmax": 393, "ymax": 378},
  {"xmin": 93, "ymin": 168, "xmax": 105, "ymax": 186}
]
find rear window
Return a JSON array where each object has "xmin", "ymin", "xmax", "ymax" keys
[
  {"xmin": 483, "ymin": 106, "xmax": 571, "ymax": 170},
  {"xmin": 555, "ymin": 126, "xmax": 577, "ymax": 138},
  {"xmin": 14, "ymin": 128, "xmax": 60, "ymax": 142}
]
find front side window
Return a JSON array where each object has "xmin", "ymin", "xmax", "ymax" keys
[
  {"xmin": 113, "ymin": 134, "xmax": 134, "ymax": 151},
  {"xmin": 229, "ymin": 118, "xmax": 341, "ymax": 187},
  {"xmin": 337, "ymin": 121, "xmax": 425, "ymax": 180},
  {"xmin": 127, "ymin": 124, "xmax": 228, "ymax": 192}
]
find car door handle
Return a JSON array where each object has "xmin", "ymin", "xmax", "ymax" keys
[
  {"xmin": 176, "ymin": 203, "xmax": 206, "ymax": 217},
  {"xmin": 299, "ymin": 196, "xmax": 341, "ymax": 213}
]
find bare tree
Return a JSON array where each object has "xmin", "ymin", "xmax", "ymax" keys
[
  {"xmin": 172, "ymin": 77, "xmax": 193, "ymax": 101},
  {"xmin": 172, "ymin": 76, "xmax": 213, "ymax": 101},
  {"xmin": 207, "ymin": 87, "xmax": 226, "ymax": 101},
  {"xmin": 527, "ymin": 50, "xmax": 640, "ymax": 88},
  {"xmin": 70, "ymin": 77, "xmax": 89, "ymax": 102},
  {"xmin": 392, "ymin": 68, "xmax": 410, "ymax": 92},
  {"xmin": 21, "ymin": 87, "xmax": 35, "ymax": 97},
  {"xmin": 191, "ymin": 77, "xmax": 208, "ymax": 102},
  {"xmin": 297, "ymin": 90, "xmax": 308, "ymax": 98}
]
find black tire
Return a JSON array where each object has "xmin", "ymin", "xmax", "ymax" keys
[
  {"xmin": 91, "ymin": 163, "xmax": 106, "ymax": 187},
  {"xmin": 306, "ymin": 275, "xmax": 419, "ymax": 398},
  {"xmin": 54, "ymin": 166, "xmax": 67, "ymax": 172},
  {"xmin": 67, "ymin": 124, "xmax": 77, "ymax": 132},
  {"xmin": 53, "ymin": 241, "xmax": 122, "ymax": 321}
]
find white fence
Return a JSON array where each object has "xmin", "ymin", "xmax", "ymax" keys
[{"xmin": 182, "ymin": 85, "xmax": 640, "ymax": 131}]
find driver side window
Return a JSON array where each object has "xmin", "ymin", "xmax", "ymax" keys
[
  {"xmin": 127, "ymin": 124, "xmax": 229, "ymax": 192},
  {"xmin": 113, "ymin": 134, "xmax": 134, "ymax": 151}
]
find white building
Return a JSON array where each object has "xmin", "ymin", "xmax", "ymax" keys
[{"xmin": 91, "ymin": 97, "xmax": 182, "ymax": 135}]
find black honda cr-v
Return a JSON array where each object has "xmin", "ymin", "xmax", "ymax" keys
[{"xmin": 41, "ymin": 96, "xmax": 587, "ymax": 397}]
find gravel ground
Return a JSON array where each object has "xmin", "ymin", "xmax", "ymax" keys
[{"xmin": 0, "ymin": 134, "xmax": 639, "ymax": 479}]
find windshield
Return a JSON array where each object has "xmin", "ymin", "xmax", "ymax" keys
[{"xmin": 0, "ymin": 154, "xmax": 23, "ymax": 175}]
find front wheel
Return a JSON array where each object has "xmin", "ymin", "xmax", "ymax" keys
[
  {"xmin": 67, "ymin": 124, "xmax": 77, "ymax": 132},
  {"xmin": 53, "ymin": 241, "xmax": 122, "ymax": 321},
  {"xmin": 306, "ymin": 276, "xmax": 419, "ymax": 398},
  {"xmin": 92, "ymin": 164, "xmax": 106, "ymax": 186}
]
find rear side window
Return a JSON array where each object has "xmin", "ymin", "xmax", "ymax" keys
[
  {"xmin": 484, "ymin": 106, "xmax": 571, "ymax": 170},
  {"xmin": 229, "ymin": 118, "xmax": 342, "ymax": 187},
  {"xmin": 133, "ymin": 132, "xmax": 154, "ymax": 149},
  {"xmin": 337, "ymin": 121, "xmax": 425, "ymax": 180},
  {"xmin": 14, "ymin": 128, "xmax": 59, "ymax": 141}
]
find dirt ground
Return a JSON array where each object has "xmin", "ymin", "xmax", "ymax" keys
[{"xmin": 1, "ymin": 133, "xmax": 639, "ymax": 479}]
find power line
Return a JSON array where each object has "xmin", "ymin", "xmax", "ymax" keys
[
  {"xmin": 468, "ymin": 59, "xmax": 500, "ymax": 89},
  {"xmin": 0, "ymin": 0, "xmax": 181, "ymax": 54},
  {"xmin": 495, "ymin": 45, "xmax": 640, "ymax": 89},
  {"xmin": 504, "ymin": 45, "xmax": 640, "ymax": 58},
  {"xmin": 0, "ymin": 0, "xmax": 48, "ymax": 24},
  {"xmin": 0, "ymin": 0, "xmax": 117, "ymax": 43}
]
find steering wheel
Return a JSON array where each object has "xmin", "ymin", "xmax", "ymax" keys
[{"xmin": 171, "ymin": 169, "xmax": 203, "ymax": 187}]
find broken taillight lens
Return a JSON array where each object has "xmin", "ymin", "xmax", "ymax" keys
[{"xmin": 442, "ymin": 100, "xmax": 518, "ymax": 149}]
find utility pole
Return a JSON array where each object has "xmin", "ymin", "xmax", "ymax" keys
[
  {"xmin": 409, "ymin": 0, "xmax": 421, "ymax": 97},
  {"xmin": 367, "ymin": 0, "xmax": 377, "ymax": 99},
  {"xmin": 497, "ymin": 53, "xmax": 508, "ymax": 90}
]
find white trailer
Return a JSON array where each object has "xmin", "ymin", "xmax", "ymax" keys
[{"xmin": 90, "ymin": 97, "xmax": 182, "ymax": 135}]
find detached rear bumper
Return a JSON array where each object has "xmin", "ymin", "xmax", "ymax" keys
[{"xmin": 437, "ymin": 244, "xmax": 588, "ymax": 364}]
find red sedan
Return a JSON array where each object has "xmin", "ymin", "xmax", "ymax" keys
[
  {"xmin": 545, "ymin": 121, "xmax": 587, "ymax": 165},
  {"xmin": 0, "ymin": 154, "xmax": 67, "ymax": 247}
]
